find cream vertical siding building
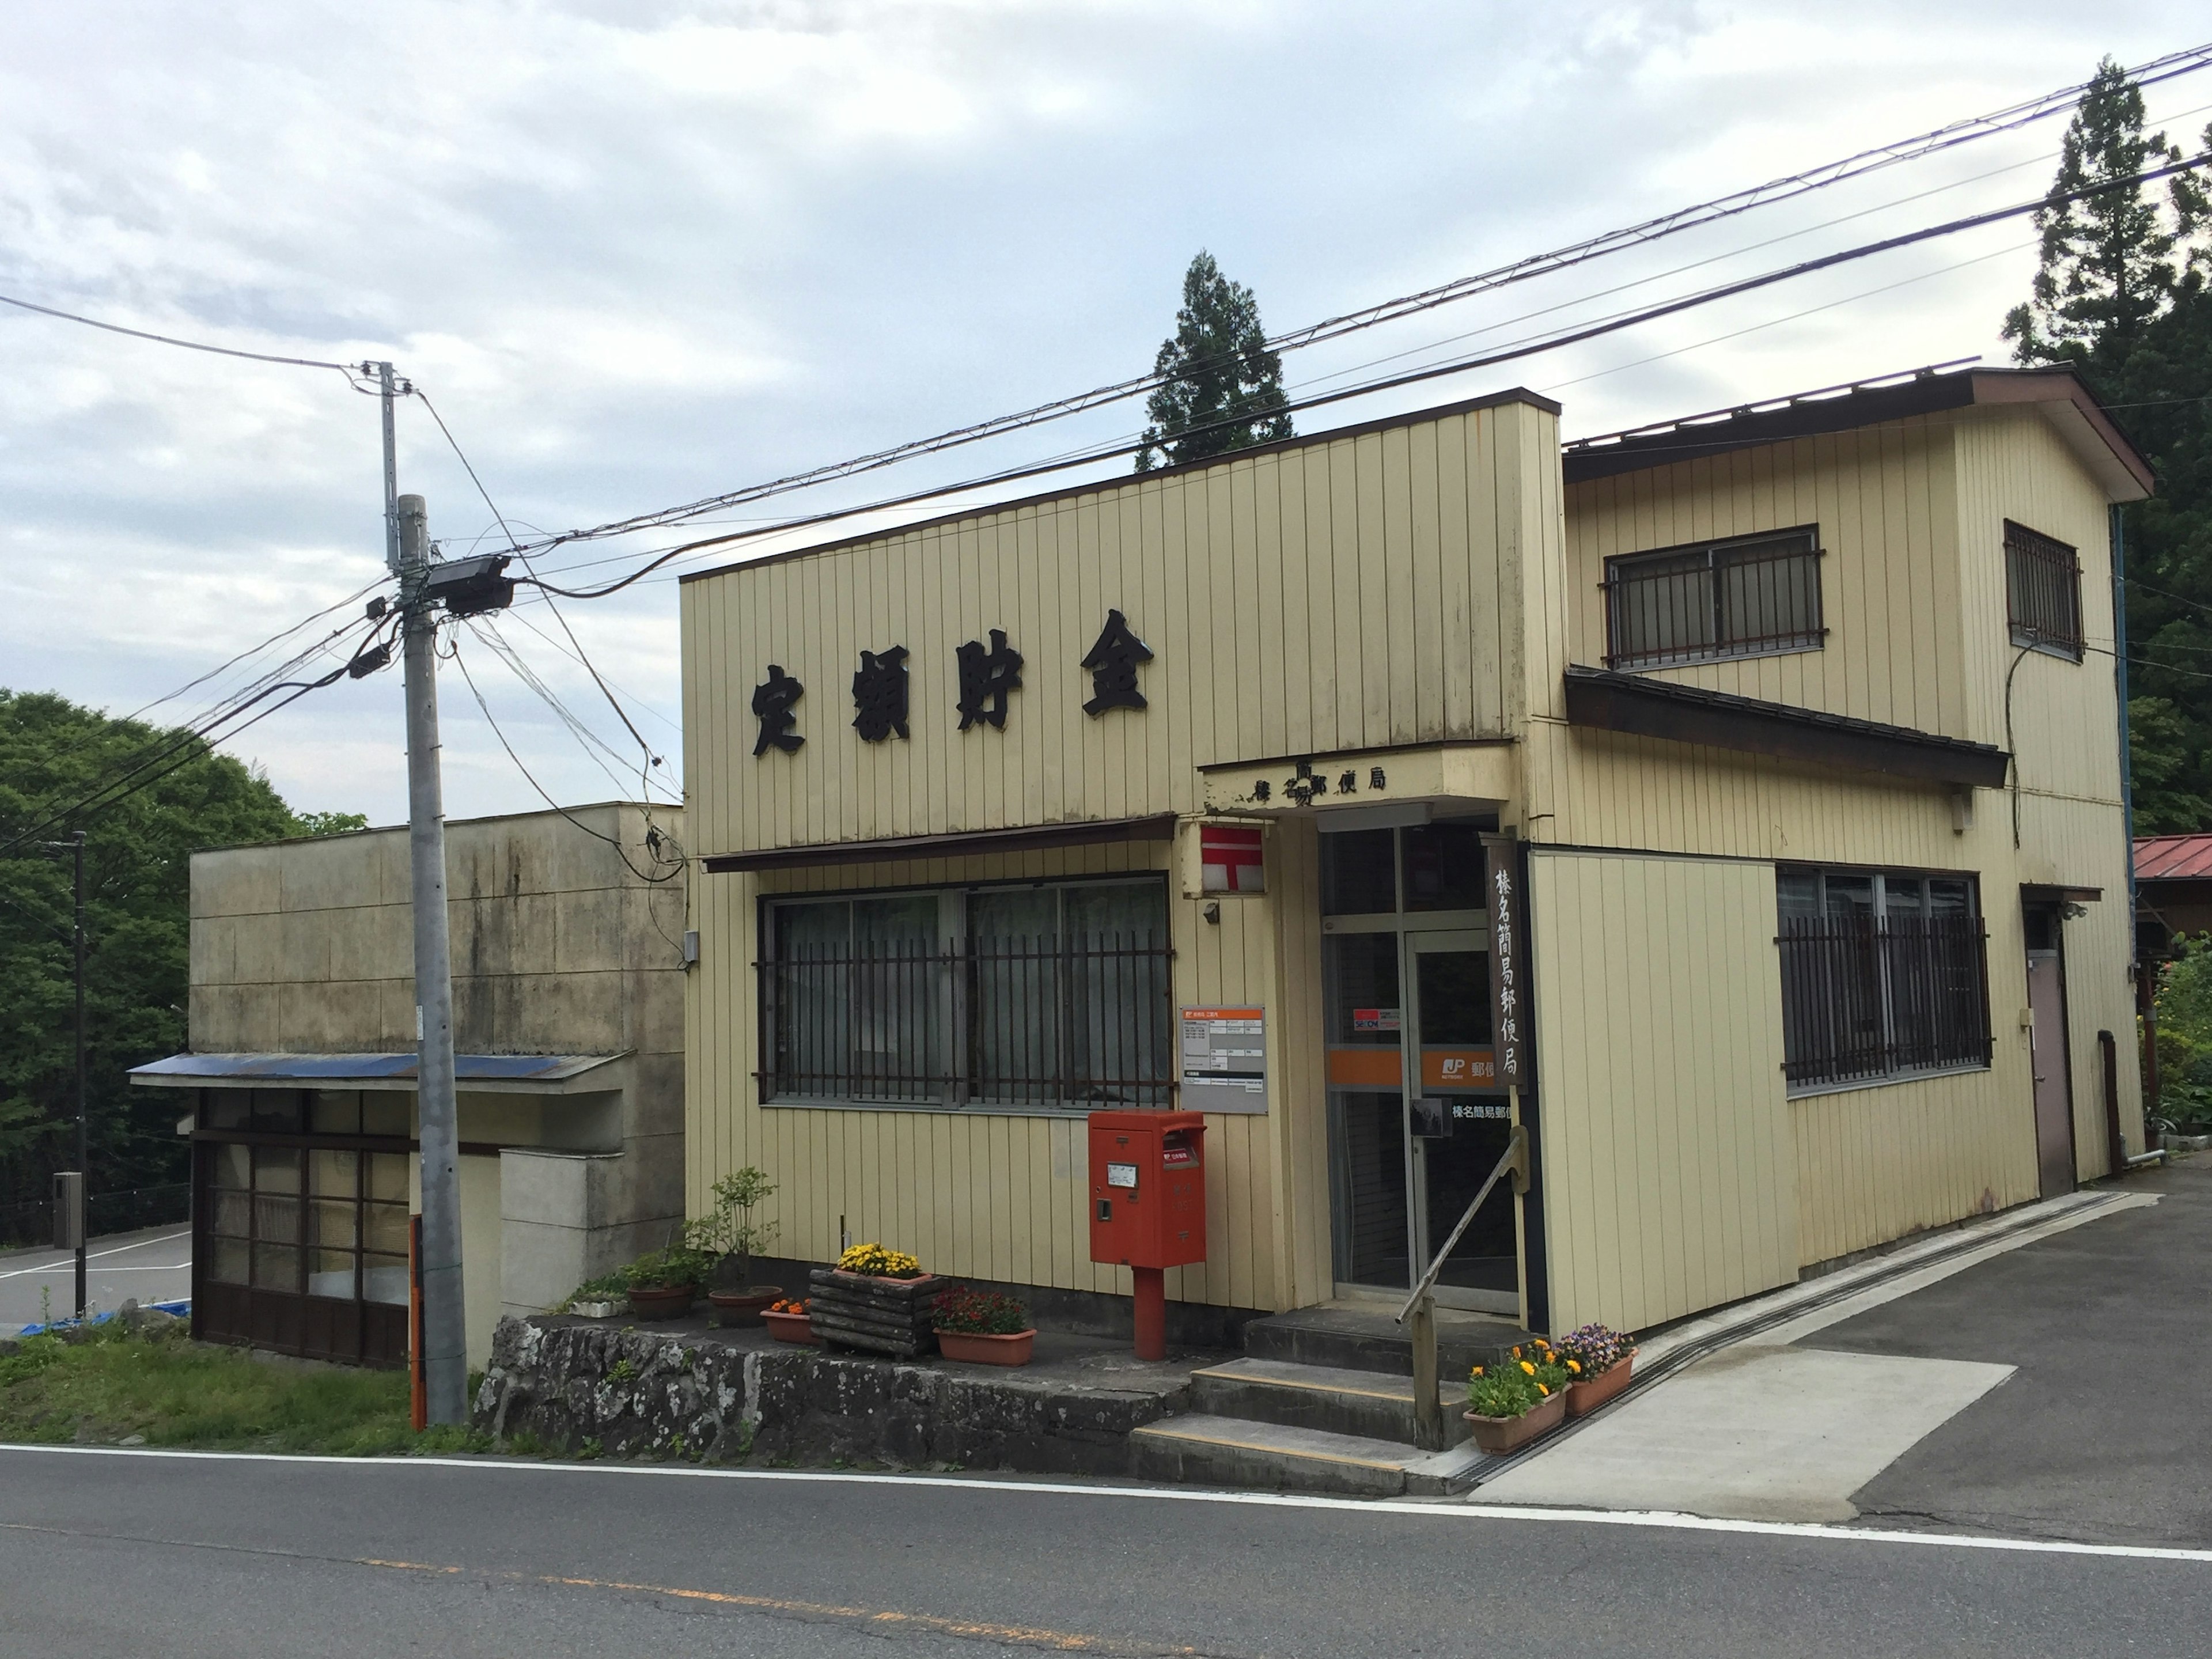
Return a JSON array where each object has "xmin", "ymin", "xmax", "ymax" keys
[{"xmin": 680, "ymin": 365, "xmax": 2150, "ymax": 1339}]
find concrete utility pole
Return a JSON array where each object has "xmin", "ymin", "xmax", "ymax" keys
[
  {"xmin": 375, "ymin": 354, "xmax": 467, "ymax": 1424},
  {"xmin": 71, "ymin": 830, "xmax": 87, "ymax": 1317},
  {"xmin": 397, "ymin": 491, "xmax": 467, "ymax": 1424}
]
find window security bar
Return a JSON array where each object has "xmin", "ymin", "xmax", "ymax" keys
[
  {"xmin": 1776, "ymin": 912, "xmax": 1992, "ymax": 1089},
  {"xmin": 757, "ymin": 931, "xmax": 1176, "ymax": 1108},
  {"xmin": 1602, "ymin": 535, "xmax": 1826, "ymax": 670},
  {"xmin": 2004, "ymin": 521, "xmax": 2083, "ymax": 658}
]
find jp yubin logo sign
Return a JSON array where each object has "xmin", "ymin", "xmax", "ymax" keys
[{"xmin": 749, "ymin": 610, "xmax": 1153, "ymax": 756}]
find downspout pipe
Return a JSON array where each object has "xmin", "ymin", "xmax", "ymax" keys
[{"xmin": 2112, "ymin": 502, "xmax": 2157, "ymax": 1153}]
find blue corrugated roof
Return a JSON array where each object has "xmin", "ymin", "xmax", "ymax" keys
[{"xmin": 128, "ymin": 1052, "xmax": 620, "ymax": 1084}]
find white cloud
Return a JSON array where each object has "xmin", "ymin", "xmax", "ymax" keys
[{"xmin": 0, "ymin": 0, "xmax": 2194, "ymax": 824}]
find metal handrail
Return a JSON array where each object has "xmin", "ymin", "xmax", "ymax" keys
[{"xmin": 1396, "ymin": 1123, "xmax": 1527, "ymax": 1325}]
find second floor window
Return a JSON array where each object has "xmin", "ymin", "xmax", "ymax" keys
[
  {"xmin": 1603, "ymin": 527, "xmax": 1825, "ymax": 671},
  {"xmin": 761, "ymin": 877, "xmax": 1173, "ymax": 1111},
  {"xmin": 2005, "ymin": 520, "xmax": 2084, "ymax": 659}
]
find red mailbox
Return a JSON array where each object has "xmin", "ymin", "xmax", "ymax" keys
[{"xmin": 1088, "ymin": 1109, "xmax": 1206, "ymax": 1360}]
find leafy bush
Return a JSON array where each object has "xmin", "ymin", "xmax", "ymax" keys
[
  {"xmin": 2154, "ymin": 933, "xmax": 2212, "ymax": 1131},
  {"xmin": 683, "ymin": 1167, "xmax": 779, "ymax": 1283},
  {"xmin": 838, "ymin": 1243, "xmax": 922, "ymax": 1279},
  {"xmin": 931, "ymin": 1287, "xmax": 1029, "ymax": 1335},
  {"xmin": 622, "ymin": 1245, "xmax": 718, "ymax": 1291}
]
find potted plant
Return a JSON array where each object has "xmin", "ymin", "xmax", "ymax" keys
[
  {"xmin": 1463, "ymin": 1341, "xmax": 1569, "ymax": 1454},
  {"xmin": 1556, "ymin": 1322, "xmax": 1638, "ymax": 1417},
  {"xmin": 623, "ymin": 1243, "xmax": 716, "ymax": 1319},
  {"xmin": 931, "ymin": 1287, "xmax": 1036, "ymax": 1366},
  {"xmin": 688, "ymin": 1166, "xmax": 783, "ymax": 1327},
  {"xmin": 562, "ymin": 1271, "xmax": 628, "ymax": 1320},
  {"xmin": 762, "ymin": 1296, "xmax": 817, "ymax": 1345},
  {"xmin": 808, "ymin": 1243, "xmax": 942, "ymax": 1357}
]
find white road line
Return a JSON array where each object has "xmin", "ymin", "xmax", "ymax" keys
[
  {"xmin": 3, "ymin": 1444, "xmax": 2206, "ymax": 1566},
  {"xmin": 0, "ymin": 1231, "xmax": 190, "ymax": 1281}
]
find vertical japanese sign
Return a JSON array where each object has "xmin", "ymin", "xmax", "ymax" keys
[{"xmin": 1483, "ymin": 834, "xmax": 1526, "ymax": 1086}]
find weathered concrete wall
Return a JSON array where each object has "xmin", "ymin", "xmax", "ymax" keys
[
  {"xmin": 185, "ymin": 803, "xmax": 690, "ymax": 1340},
  {"xmin": 474, "ymin": 1315, "xmax": 1187, "ymax": 1475}
]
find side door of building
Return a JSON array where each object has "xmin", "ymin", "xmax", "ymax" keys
[{"xmin": 2024, "ymin": 905, "xmax": 2075, "ymax": 1199}]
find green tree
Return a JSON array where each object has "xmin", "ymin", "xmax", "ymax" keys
[
  {"xmin": 2002, "ymin": 58, "xmax": 2205, "ymax": 368},
  {"xmin": 1135, "ymin": 251, "xmax": 1293, "ymax": 472},
  {"xmin": 0, "ymin": 690, "xmax": 358, "ymax": 1236},
  {"xmin": 2003, "ymin": 61, "xmax": 2212, "ymax": 833}
]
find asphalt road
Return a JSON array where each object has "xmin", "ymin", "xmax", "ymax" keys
[
  {"xmin": 0, "ymin": 1225, "xmax": 191, "ymax": 1331},
  {"xmin": 1815, "ymin": 1156, "xmax": 2212, "ymax": 1546},
  {"xmin": 2, "ymin": 1448, "xmax": 2207, "ymax": 1658}
]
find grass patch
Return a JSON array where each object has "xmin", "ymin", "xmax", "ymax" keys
[{"xmin": 0, "ymin": 1322, "xmax": 493, "ymax": 1457}]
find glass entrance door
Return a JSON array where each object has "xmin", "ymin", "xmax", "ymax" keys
[
  {"xmin": 1406, "ymin": 930, "xmax": 1517, "ymax": 1312},
  {"xmin": 1320, "ymin": 820, "xmax": 1517, "ymax": 1316}
]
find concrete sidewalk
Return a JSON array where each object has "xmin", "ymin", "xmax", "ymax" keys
[{"xmin": 1479, "ymin": 1164, "xmax": 2208, "ymax": 1544}]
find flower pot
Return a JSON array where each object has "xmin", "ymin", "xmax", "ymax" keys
[
  {"xmin": 762, "ymin": 1308, "xmax": 818, "ymax": 1346},
  {"xmin": 626, "ymin": 1283, "xmax": 698, "ymax": 1320},
  {"xmin": 1565, "ymin": 1351, "xmax": 1637, "ymax": 1418},
  {"xmin": 707, "ymin": 1286, "xmax": 784, "ymax": 1328},
  {"xmin": 807, "ymin": 1267, "xmax": 943, "ymax": 1358},
  {"xmin": 1463, "ymin": 1385, "xmax": 1568, "ymax": 1454},
  {"xmin": 934, "ymin": 1328, "xmax": 1036, "ymax": 1367},
  {"xmin": 569, "ymin": 1298, "xmax": 623, "ymax": 1320}
]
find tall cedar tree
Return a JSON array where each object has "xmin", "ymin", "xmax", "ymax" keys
[
  {"xmin": 2003, "ymin": 59, "xmax": 2212, "ymax": 832},
  {"xmin": 0, "ymin": 690, "xmax": 363, "ymax": 1238},
  {"xmin": 1135, "ymin": 251, "xmax": 1293, "ymax": 471}
]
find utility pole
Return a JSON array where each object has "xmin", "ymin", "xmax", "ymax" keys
[
  {"xmin": 71, "ymin": 830, "xmax": 87, "ymax": 1317},
  {"xmin": 373, "ymin": 351, "xmax": 467, "ymax": 1425},
  {"xmin": 397, "ymin": 493, "xmax": 466, "ymax": 1425}
]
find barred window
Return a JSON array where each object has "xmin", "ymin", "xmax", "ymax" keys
[
  {"xmin": 2005, "ymin": 520, "xmax": 2083, "ymax": 659},
  {"xmin": 1603, "ymin": 527, "xmax": 1825, "ymax": 670},
  {"xmin": 760, "ymin": 877, "xmax": 1173, "ymax": 1111},
  {"xmin": 1775, "ymin": 868, "xmax": 1991, "ymax": 1092}
]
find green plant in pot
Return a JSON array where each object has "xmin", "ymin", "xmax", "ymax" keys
[
  {"xmin": 622, "ymin": 1243, "xmax": 717, "ymax": 1319},
  {"xmin": 687, "ymin": 1166, "xmax": 782, "ymax": 1326}
]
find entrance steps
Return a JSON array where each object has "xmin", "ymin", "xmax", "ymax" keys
[{"xmin": 1130, "ymin": 1302, "xmax": 1534, "ymax": 1498}]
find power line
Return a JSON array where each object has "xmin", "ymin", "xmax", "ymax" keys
[
  {"xmin": 0, "ymin": 290, "xmax": 370, "ymax": 385},
  {"xmin": 448, "ymin": 637, "xmax": 684, "ymax": 884},
  {"xmin": 464, "ymin": 619, "xmax": 680, "ymax": 805},
  {"xmin": 0, "ymin": 616, "xmax": 397, "ymax": 862},
  {"xmin": 119, "ymin": 579, "xmax": 389, "ymax": 726},
  {"xmin": 517, "ymin": 146, "xmax": 2212, "ymax": 601},
  {"xmin": 415, "ymin": 388, "xmax": 668, "ymax": 787},
  {"xmin": 499, "ymin": 41, "xmax": 2212, "ymax": 559}
]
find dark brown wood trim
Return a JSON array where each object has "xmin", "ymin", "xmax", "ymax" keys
[
  {"xmin": 2021, "ymin": 883, "xmax": 2105, "ymax": 905},
  {"xmin": 1563, "ymin": 366, "xmax": 2154, "ymax": 494},
  {"xmin": 703, "ymin": 812, "xmax": 1180, "ymax": 874},
  {"xmin": 1563, "ymin": 666, "xmax": 2010, "ymax": 790}
]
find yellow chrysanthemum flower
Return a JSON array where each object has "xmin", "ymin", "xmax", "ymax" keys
[{"xmin": 1520, "ymin": 1360, "xmax": 1535, "ymax": 1375}]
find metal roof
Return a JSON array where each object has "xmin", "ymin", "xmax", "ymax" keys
[
  {"xmin": 127, "ymin": 1052, "xmax": 624, "ymax": 1087},
  {"xmin": 2135, "ymin": 834, "xmax": 2212, "ymax": 882}
]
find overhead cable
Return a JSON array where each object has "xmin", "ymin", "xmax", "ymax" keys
[
  {"xmin": 517, "ymin": 147, "xmax": 2212, "ymax": 601},
  {"xmin": 502, "ymin": 40, "xmax": 2212, "ymax": 556}
]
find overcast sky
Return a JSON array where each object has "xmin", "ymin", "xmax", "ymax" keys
[{"xmin": 2, "ymin": 2, "xmax": 2203, "ymax": 831}]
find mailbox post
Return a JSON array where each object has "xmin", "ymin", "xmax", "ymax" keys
[{"xmin": 1088, "ymin": 1110, "xmax": 1206, "ymax": 1361}]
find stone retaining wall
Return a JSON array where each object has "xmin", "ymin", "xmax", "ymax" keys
[{"xmin": 472, "ymin": 1315, "xmax": 1189, "ymax": 1475}]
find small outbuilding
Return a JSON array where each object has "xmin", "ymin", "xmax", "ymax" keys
[{"xmin": 130, "ymin": 802, "xmax": 687, "ymax": 1368}]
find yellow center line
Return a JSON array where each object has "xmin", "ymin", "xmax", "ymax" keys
[{"xmin": 359, "ymin": 1557, "xmax": 1217, "ymax": 1654}]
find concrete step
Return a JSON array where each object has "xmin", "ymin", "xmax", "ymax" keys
[
  {"xmin": 1130, "ymin": 1412, "xmax": 1484, "ymax": 1499},
  {"xmin": 1190, "ymin": 1357, "xmax": 1469, "ymax": 1446},
  {"xmin": 1242, "ymin": 1302, "xmax": 1532, "ymax": 1380}
]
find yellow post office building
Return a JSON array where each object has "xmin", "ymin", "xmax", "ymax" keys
[{"xmin": 679, "ymin": 364, "xmax": 2152, "ymax": 1346}]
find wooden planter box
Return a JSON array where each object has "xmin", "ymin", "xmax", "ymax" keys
[
  {"xmin": 807, "ymin": 1268, "xmax": 944, "ymax": 1358},
  {"xmin": 1565, "ymin": 1352, "xmax": 1636, "ymax": 1418},
  {"xmin": 1464, "ymin": 1386, "xmax": 1568, "ymax": 1455}
]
